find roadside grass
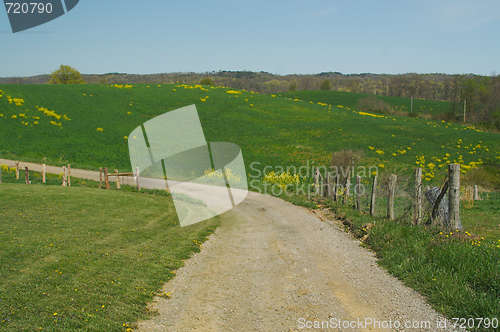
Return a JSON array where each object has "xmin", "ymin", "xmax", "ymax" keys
[
  {"xmin": 0, "ymin": 183, "xmax": 219, "ymax": 331},
  {"xmin": 321, "ymin": 198, "xmax": 500, "ymax": 331}
]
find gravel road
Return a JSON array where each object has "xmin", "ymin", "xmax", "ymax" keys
[{"xmin": 137, "ymin": 192, "xmax": 459, "ymax": 332}]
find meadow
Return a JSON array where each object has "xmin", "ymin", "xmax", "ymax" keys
[{"xmin": 1, "ymin": 84, "xmax": 499, "ymax": 330}]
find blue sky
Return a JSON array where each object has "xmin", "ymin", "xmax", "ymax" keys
[{"xmin": 1, "ymin": 0, "xmax": 500, "ymax": 77}]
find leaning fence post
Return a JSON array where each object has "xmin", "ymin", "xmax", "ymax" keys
[
  {"xmin": 355, "ymin": 175, "xmax": 361, "ymax": 210},
  {"xmin": 136, "ymin": 167, "xmax": 141, "ymax": 190},
  {"xmin": 104, "ymin": 167, "xmax": 110, "ymax": 190},
  {"xmin": 42, "ymin": 164, "xmax": 46, "ymax": 183},
  {"xmin": 67, "ymin": 164, "xmax": 71, "ymax": 186},
  {"xmin": 370, "ymin": 176, "xmax": 377, "ymax": 216},
  {"xmin": 99, "ymin": 167, "xmax": 103, "ymax": 189},
  {"xmin": 15, "ymin": 161, "xmax": 19, "ymax": 180},
  {"xmin": 448, "ymin": 164, "xmax": 461, "ymax": 229},
  {"xmin": 115, "ymin": 169, "xmax": 121, "ymax": 189},
  {"xmin": 387, "ymin": 174, "xmax": 397, "ymax": 220},
  {"xmin": 473, "ymin": 185, "xmax": 479, "ymax": 200},
  {"xmin": 343, "ymin": 169, "xmax": 351, "ymax": 205},
  {"xmin": 414, "ymin": 168, "xmax": 422, "ymax": 225},
  {"xmin": 25, "ymin": 166, "xmax": 30, "ymax": 184}
]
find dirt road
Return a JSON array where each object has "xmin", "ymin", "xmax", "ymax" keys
[{"xmin": 137, "ymin": 192, "xmax": 458, "ymax": 332}]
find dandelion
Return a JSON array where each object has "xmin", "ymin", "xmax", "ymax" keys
[
  {"xmin": 375, "ymin": 150, "xmax": 384, "ymax": 155},
  {"xmin": 96, "ymin": 128, "xmax": 104, "ymax": 132}
]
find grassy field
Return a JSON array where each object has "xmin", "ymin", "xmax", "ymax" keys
[
  {"xmin": 1, "ymin": 84, "xmax": 500, "ymax": 330},
  {"xmin": 0, "ymin": 182, "xmax": 219, "ymax": 331},
  {"xmin": 279, "ymin": 89, "xmax": 452, "ymax": 115}
]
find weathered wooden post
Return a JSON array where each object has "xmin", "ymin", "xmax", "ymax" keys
[
  {"xmin": 136, "ymin": 167, "xmax": 141, "ymax": 190},
  {"xmin": 448, "ymin": 164, "xmax": 461, "ymax": 229},
  {"xmin": 333, "ymin": 175, "xmax": 339, "ymax": 202},
  {"xmin": 99, "ymin": 167, "xmax": 103, "ymax": 189},
  {"xmin": 387, "ymin": 174, "xmax": 397, "ymax": 220},
  {"xmin": 42, "ymin": 164, "xmax": 46, "ymax": 183},
  {"xmin": 62, "ymin": 166, "xmax": 67, "ymax": 186},
  {"xmin": 343, "ymin": 169, "xmax": 351, "ymax": 205},
  {"xmin": 115, "ymin": 169, "xmax": 121, "ymax": 189},
  {"xmin": 24, "ymin": 166, "xmax": 30, "ymax": 184},
  {"xmin": 370, "ymin": 176, "xmax": 377, "ymax": 216},
  {"xmin": 314, "ymin": 167, "xmax": 320, "ymax": 196},
  {"xmin": 413, "ymin": 168, "xmax": 422, "ymax": 225},
  {"xmin": 326, "ymin": 172, "xmax": 332, "ymax": 197},
  {"xmin": 15, "ymin": 161, "xmax": 19, "ymax": 180},
  {"xmin": 104, "ymin": 167, "xmax": 110, "ymax": 190},
  {"xmin": 473, "ymin": 185, "xmax": 479, "ymax": 201},
  {"xmin": 0, "ymin": 165, "xmax": 2, "ymax": 184},
  {"xmin": 67, "ymin": 164, "xmax": 71, "ymax": 186},
  {"xmin": 355, "ymin": 175, "xmax": 361, "ymax": 210}
]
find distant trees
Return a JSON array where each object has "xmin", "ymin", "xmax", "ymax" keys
[
  {"xmin": 288, "ymin": 81, "xmax": 298, "ymax": 91},
  {"xmin": 48, "ymin": 65, "xmax": 85, "ymax": 84},
  {"xmin": 320, "ymin": 79, "xmax": 331, "ymax": 90},
  {"xmin": 199, "ymin": 77, "xmax": 213, "ymax": 85}
]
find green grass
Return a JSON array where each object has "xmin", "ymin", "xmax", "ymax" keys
[
  {"xmin": 461, "ymin": 192, "xmax": 500, "ymax": 241},
  {"xmin": 0, "ymin": 183, "xmax": 219, "ymax": 331},
  {"xmin": 324, "ymin": 199, "xmax": 500, "ymax": 332},
  {"xmin": 279, "ymin": 89, "xmax": 452, "ymax": 115}
]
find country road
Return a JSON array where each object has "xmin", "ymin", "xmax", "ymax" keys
[
  {"xmin": 137, "ymin": 193, "xmax": 459, "ymax": 332},
  {"xmin": 0, "ymin": 159, "xmax": 459, "ymax": 331}
]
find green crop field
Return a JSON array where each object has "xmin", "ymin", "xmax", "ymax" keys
[
  {"xmin": 1, "ymin": 83, "xmax": 499, "ymax": 330},
  {"xmin": 279, "ymin": 89, "xmax": 452, "ymax": 115}
]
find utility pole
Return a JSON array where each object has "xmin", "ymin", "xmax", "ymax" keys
[
  {"xmin": 386, "ymin": 81, "xmax": 389, "ymax": 96},
  {"xmin": 463, "ymin": 100, "xmax": 466, "ymax": 123},
  {"xmin": 411, "ymin": 96, "xmax": 413, "ymax": 114}
]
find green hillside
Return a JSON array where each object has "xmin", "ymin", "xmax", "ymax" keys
[
  {"xmin": 279, "ymin": 89, "xmax": 452, "ymax": 115},
  {"xmin": 1, "ymin": 84, "xmax": 498, "ymax": 186}
]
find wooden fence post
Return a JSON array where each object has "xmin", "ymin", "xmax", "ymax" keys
[
  {"xmin": 314, "ymin": 167, "xmax": 320, "ymax": 196},
  {"xmin": 104, "ymin": 167, "xmax": 110, "ymax": 190},
  {"xmin": 332, "ymin": 175, "xmax": 338, "ymax": 202},
  {"xmin": 115, "ymin": 169, "xmax": 121, "ymax": 189},
  {"xmin": 326, "ymin": 172, "xmax": 332, "ymax": 197},
  {"xmin": 370, "ymin": 176, "xmax": 377, "ymax": 216},
  {"xmin": 449, "ymin": 164, "xmax": 461, "ymax": 229},
  {"xmin": 42, "ymin": 164, "xmax": 46, "ymax": 183},
  {"xmin": 25, "ymin": 166, "xmax": 30, "ymax": 184},
  {"xmin": 355, "ymin": 175, "xmax": 361, "ymax": 210},
  {"xmin": 15, "ymin": 161, "xmax": 19, "ymax": 180},
  {"xmin": 343, "ymin": 169, "xmax": 351, "ymax": 205},
  {"xmin": 99, "ymin": 167, "xmax": 103, "ymax": 189},
  {"xmin": 136, "ymin": 167, "xmax": 140, "ymax": 190},
  {"xmin": 473, "ymin": 185, "xmax": 479, "ymax": 200},
  {"xmin": 67, "ymin": 164, "xmax": 71, "ymax": 186},
  {"xmin": 413, "ymin": 168, "xmax": 422, "ymax": 225},
  {"xmin": 62, "ymin": 166, "xmax": 67, "ymax": 186},
  {"xmin": 387, "ymin": 174, "xmax": 397, "ymax": 220},
  {"xmin": 0, "ymin": 165, "xmax": 2, "ymax": 184}
]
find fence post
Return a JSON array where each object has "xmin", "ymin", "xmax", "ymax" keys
[
  {"xmin": 67, "ymin": 164, "xmax": 71, "ymax": 186},
  {"xmin": 326, "ymin": 172, "xmax": 332, "ymax": 197},
  {"xmin": 24, "ymin": 166, "xmax": 30, "ymax": 184},
  {"xmin": 104, "ymin": 167, "xmax": 110, "ymax": 190},
  {"xmin": 414, "ymin": 168, "xmax": 422, "ymax": 225},
  {"xmin": 355, "ymin": 175, "xmax": 361, "ymax": 210},
  {"xmin": 42, "ymin": 164, "xmax": 46, "ymax": 183},
  {"xmin": 99, "ymin": 167, "xmax": 103, "ymax": 189},
  {"xmin": 136, "ymin": 167, "xmax": 141, "ymax": 190},
  {"xmin": 62, "ymin": 166, "xmax": 67, "ymax": 186},
  {"xmin": 15, "ymin": 161, "xmax": 19, "ymax": 180},
  {"xmin": 314, "ymin": 167, "xmax": 320, "ymax": 196},
  {"xmin": 0, "ymin": 165, "xmax": 2, "ymax": 183},
  {"xmin": 473, "ymin": 185, "xmax": 479, "ymax": 200},
  {"xmin": 343, "ymin": 169, "xmax": 351, "ymax": 205},
  {"xmin": 370, "ymin": 176, "xmax": 377, "ymax": 216},
  {"xmin": 448, "ymin": 164, "xmax": 461, "ymax": 229},
  {"xmin": 387, "ymin": 174, "xmax": 397, "ymax": 220},
  {"xmin": 333, "ymin": 175, "xmax": 339, "ymax": 202},
  {"xmin": 115, "ymin": 169, "xmax": 121, "ymax": 189}
]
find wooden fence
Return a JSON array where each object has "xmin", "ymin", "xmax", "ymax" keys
[{"xmin": 314, "ymin": 164, "xmax": 478, "ymax": 229}]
